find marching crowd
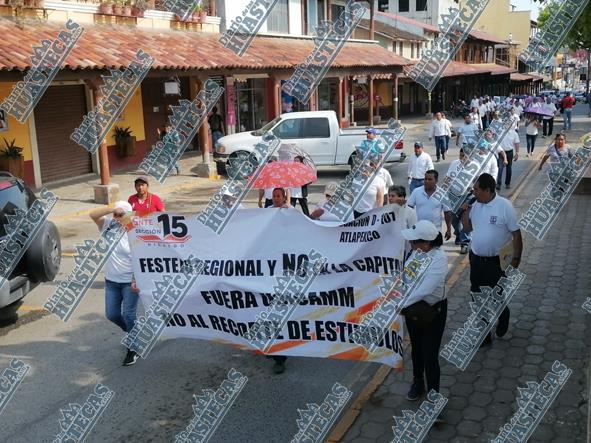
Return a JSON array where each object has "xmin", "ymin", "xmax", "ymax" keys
[{"xmin": 86, "ymin": 92, "xmax": 579, "ymax": 409}]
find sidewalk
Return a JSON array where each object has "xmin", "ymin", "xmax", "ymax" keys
[{"xmin": 339, "ymin": 121, "xmax": 591, "ymax": 442}]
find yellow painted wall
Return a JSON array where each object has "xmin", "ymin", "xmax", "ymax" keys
[
  {"xmin": 465, "ymin": 0, "xmax": 531, "ymax": 52},
  {"xmin": 0, "ymin": 82, "xmax": 33, "ymax": 161},
  {"xmin": 104, "ymin": 87, "xmax": 146, "ymax": 147}
]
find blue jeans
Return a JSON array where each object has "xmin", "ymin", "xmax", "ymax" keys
[
  {"xmin": 105, "ymin": 279, "xmax": 138, "ymax": 333},
  {"xmin": 563, "ymin": 109, "xmax": 572, "ymax": 129},
  {"xmin": 451, "ymin": 213, "xmax": 470, "ymax": 245},
  {"xmin": 526, "ymin": 134, "xmax": 537, "ymax": 154},
  {"xmin": 409, "ymin": 178, "xmax": 424, "ymax": 195},
  {"xmin": 444, "ymin": 136, "xmax": 450, "ymax": 151},
  {"xmin": 434, "ymin": 136, "xmax": 446, "ymax": 159},
  {"xmin": 212, "ymin": 130, "xmax": 223, "ymax": 145}
]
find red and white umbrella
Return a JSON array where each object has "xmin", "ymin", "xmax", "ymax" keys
[{"xmin": 251, "ymin": 143, "xmax": 317, "ymax": 189}]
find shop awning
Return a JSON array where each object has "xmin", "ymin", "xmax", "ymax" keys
[
  {"xmin": 0, "ymin": 18, "xmax": 412, "ymax": 73},
  {"xmin": 440, "ymin": 62, "xmax": 515, "ymax": 78},
  {"xmin": 510, "ymin": 73, "xmax": 534, "ymax": 81}
]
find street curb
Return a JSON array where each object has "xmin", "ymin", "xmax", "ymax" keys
[{"xmin": 327, "ymin": 155, "xmax": 541, "ymax": 442}]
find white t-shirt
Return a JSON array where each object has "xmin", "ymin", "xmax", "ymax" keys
[
  {"xmin": 102, "ymin": 218, "xmax": 133, "ymax": 283},
  {"xmin": 378, "ymin": 168, "xmax": 393, "ymax": 195},
  {"xmin": 510, "ymin": 114, "xmax": 520, "ymax": 130},
  {"xmin": 402, "ymin": 248, "xmax": 448, "ymax": 307},
  {"xmin": 470, "ymin": 98, "xmax": 480, "ymax": 109},
  {"xmin": 469, "ymin": 195, "xmax": 519, "ymax": 257},
  {"xmin": 314, "ymin": 199, "xmax": 354, "ymax": 222},
  {"xmin": 499, "ymin": 129, "xmax": 519, "ymax": 151},
  {"xmin": 525, "ymin": 120, "xmax": 539, "ymax": 136},
  {"xmin": 477, "ymin": 147, "xmax": 503, "ymax": 179},
  {"xmin": 457, "ymin": 123, "xmax": 479, "ymax": 146},
  {"xmin": 290, "ymin": 187, "xmax": 303, "ymax": 198},
  {"xmin": 408, "ymin": 152, "xmax": 434, "ymax": 179},
  {"xmin": 408, "ymin": 186, "xmax": 450, "ymax": 230},
  {"xmin": 354, "ymin": 175, "xmax": 385, "ymax": 213},
  {"xmin": 542, "ymin": 103, "xmax": 556, "ymax": 120}
]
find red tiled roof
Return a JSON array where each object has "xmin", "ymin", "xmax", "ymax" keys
[
  {"xmin": 376, "ymin": 11, "xmax": 439, "ymax": 33},
  {"xmin": 0, "ymin": 18, "xmax": 411, "ymax": 72},
  {"xmin": 468, "ymin": 29, "xmax": 507, "ymax": 45},
  {"xmin": 359, "ymin": 18, "xmax": 427, "ymax": 41}
]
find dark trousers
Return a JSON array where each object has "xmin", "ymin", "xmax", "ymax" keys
[
  {"xmin": 469, "ymin": 252, "xmax": 510, "ymax": 333},
  {"xmin": 264, "ymin": 199, "xmax": 273, "ymax": 208},
  {"xmin": 482, "ymin": 115, "xmax": 489, "ymax": 130},
  {"xmin": 526, "ymin": 134, "xmax": 537, "ymax": 154},
  {"xmin": 434, "ymin": 136, "xmax": 446, "ymax": 160},
  {"xmin": 405, "ymin": 299, "xmax": 447, "ymax": 392},
  {"xmin": 444, "ymin": 136, "xmax": 450, "ymax": 151},
  {"xmin": 290, "ymin": 197, "xmax": 309, "ymax": 216},
  {"xmin": 497, "ymin": 149, "xmax": 514, "ymax": 186},
  {"xmin": 542, "ymin": 118, "xmax": 554, "ymax": 136}
]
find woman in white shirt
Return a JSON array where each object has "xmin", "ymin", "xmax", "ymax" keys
[
  {"xmin": 353, "ymin": 172, "xmax": 385, "ymax": 219},
  {"xmin": 289, "ymin": 156, "xmax": 310, "ymax": 215},
  {"xmin": 524, "ymin": 114, "xmax": 542, "ymax": 157},
  {"xmin": 400, "ymin": 220, "xmax": 449, "ymax": 400},
  {"xmin": 90, "ymin": 201, "xmax": 140, "ymax": 366}
]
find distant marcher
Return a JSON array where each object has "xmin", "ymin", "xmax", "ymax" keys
[
  {"xmin": 157, "ymin": 123, "xmax": 180, "ymax": 175},
  {"xmin": 441, "ymin": 112, "xmax": 453, "ymax": 152},
  {"xmin": 353, "ymin": 164, "xmax": 385, "ymax": 219},
  {"xmin": 496, "ymin": 128, "xmax": 520, "ymax": 190},
  {"xmin": 310, "ymin": 182, "xmax": 354, "ymax": 222},
  {"xmin": 378, "ymin": 167, "xmax": 394, "ymax": 204},
  {"xmin": 428, "ymin": 112, "xmax": 448, "ymax": 162},
  {"xmin": 407, "ymin": 170, "xmax": 452, "ymax": 240},
  {"xmin": 525, "ymin": 114, "xmax": 542, "ymax": 157},
  {"xmin": 541, "ymin": 97, "xmax": 557, "ymax": 138},
  {"xmin": 90, "ymin": 201, "xmax": 140, "ymax": 366},
  {"xmin": 456, "ymin": 114, "xmax": 479, "ymax": 148},
  {"xmin": 469, "ymin": 107, "xmax": 482, "ymax": 130},
  {"xmin": 445, "ymin": 149, "xmax": 471, "ymax": 253},
  {"xmin": 461, "ymin": 173, "xmax": 523, "ymax": 346},
  {"xmin": 538, "ymin": 133, "xmax": 574, "ymax": 170},
  {"xmin": 128, "ymin": 176, "xmax": 165, "ymax": 213},
  {"xmin": 560, "ymin": 92, "xmax": 576, "ymax": 130},
  {"xmin": 400, "ymin": 220, "xmax": 449, "ymax": 400},
  {"xmin": 269, "ymin": 188, "xmax": 290, "ymax": 209},
  {"xmin": 470, "ymin": 95, "xmax": 480, "ymax": 110},
  {"xmin": 289, "ymin": 156, "xmax": 310, "ymax": 216},
  {"xmin": 208, "ymin": 106, "xmax": 225, "ymax": 145},
  {"xmin": 359, "ymin": 128, "xmax": 385, "ymax": 155},
  {"xmin": 407, "ymin": 142, "xmax": 434, "ymax": 194},
  {"xmin": 479, "ymin": 100, "xmax": 489, "ymax": 130}
]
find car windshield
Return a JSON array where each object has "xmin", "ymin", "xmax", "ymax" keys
[
  {"xmin": 0, "ymin": 181, "xmax": 31, "ymax": 237},
  {"xmin": 252, "ymin": 116, "xmax": 282, "ymax": 136}
]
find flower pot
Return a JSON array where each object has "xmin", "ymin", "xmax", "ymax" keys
[
  {"xmin": 100, "ymin": 3, "xmax": 113, "ymax": 13},
  {"xmin": 112, "ymin": 4, "xmax": 122, "ymax": 14},
  {"xmin": 125, "ymin": 136, "xmax": 136, "ymax": 156},
  {"xmin": 131, "ymin": 5, "xmax": 143, "ymax": 16},
  {"xmin": 24, "ymin": 0, "xmax": 34, "ymax": 7},
  {"xmin": 0, "ymin": 157, "xmax": 24, "ymax": 178},
  {"xmin": 115, "ymin": 139, "xmax": 127, "ymax": 158},
  {"xmin": 34, "ymin": 0, "xmax": 43, "ymax": 7},
  {"xmin": 123, "ymin": 5, "xmax": 132, "ymax": 15},
  {"xmin": 199, "ymin": 11, "xmax": 206, "ymax": 21}
]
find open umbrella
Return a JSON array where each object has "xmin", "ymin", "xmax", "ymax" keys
[
  {"xmin": 524, "ymin": 106, "xmax": 553, "ymax": 117},
  {"xmin": 251, "ymin": 143, "xmax": 317, "ymax": 189}
]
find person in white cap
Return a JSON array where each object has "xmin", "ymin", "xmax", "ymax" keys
[
  {"xmin": 90, "ymin": 201, "xmax": 140, "ymax": 367},
  {"xmin": 309, "ymin": 182, "xmax": 354, "ymax": 222},
  {"xmin": 399, "ymin": 220, "xmax": 449, "ymax": 401}
]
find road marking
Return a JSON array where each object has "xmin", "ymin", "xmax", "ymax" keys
[
  {"xmin": 61, "ymin": 252, "xmax": 79, "ymax": 257},
  {"xmin": 18, "ymin": 305, "xmax": 46, "ymax": 312}
]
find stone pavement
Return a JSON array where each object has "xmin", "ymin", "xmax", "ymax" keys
[{"xmin": 341, "ymin": 131, "xmax": 591, "ymax": 442}]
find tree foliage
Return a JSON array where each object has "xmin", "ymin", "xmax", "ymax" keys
[{"xmin": 532, "ymin": 2, "xmax": 590, "ymax": 51}]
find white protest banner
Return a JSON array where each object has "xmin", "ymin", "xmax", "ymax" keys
[{"xmin": 129, "ymin": 206, "xmax": 406, "ymax": 367}]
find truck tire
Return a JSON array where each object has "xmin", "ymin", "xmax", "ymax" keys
[
  {"xmin": 348, "ymin": 152, "xmax": 357, "ymax": 169},
  {"xmin": 26, "ymin": 221, "xmax": 61, "ymax": 283}
]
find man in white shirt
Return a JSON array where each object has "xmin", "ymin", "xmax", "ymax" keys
[
  {"xmin": 456, "ymin": 114, "xmax": 479, "ymax": 148},
  {"xmin": 429, "ymin": 112, "xmax": 448, "ymax": 161},
  {"xmin": 441, "ymin": 112, "xmax": 453, "ymax": 153},
  {"xmin": 509, "ymin": 107, "xmax": 520, "ymax": 132},
  {"xmin": 408, "ymin": 169, "xmax": 452, "ymax": 240},
  {"xmin": 461, "ymin": 173, "xmax": 523, "ymax": 345},
  {"xmin": 479, "ymin": 100, "xmax": 489, "ymax": 130},
  {"xmin": 541, "ymin": 97, "xmax": 557, "ymax": 138},
  {"xmin": 378, "ymin": 167, "xmax": 393, "ymax": 203},
  {"xmin": 496, "ymin": 128, "xmax": 520, "ymax": 190},
  {"xmin": 470, "ymin": 95, "xmax": 480, "ymax": 110},
  {"xmin": 407, "ymin": 141, "xmax": 434, "ymax": 194}
]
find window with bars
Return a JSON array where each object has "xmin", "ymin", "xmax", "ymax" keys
[{"xmin": 267, "ymin": 0, "xmax": 289, "ymax": 33}]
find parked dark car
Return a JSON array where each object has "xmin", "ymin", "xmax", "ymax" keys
[{"xmin": 0, "ymin": 173, "xmax": 61, "ymax": 311}]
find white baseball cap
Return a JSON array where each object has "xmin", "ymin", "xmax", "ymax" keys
[
  {"xmin": 114, "ymin": 200, "xmax": 132, "ymax": 212},
  {"xmin": 401, "ymin": 220, "xmax": 439, "ymax": 241}
]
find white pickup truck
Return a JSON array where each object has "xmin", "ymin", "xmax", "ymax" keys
[{"xmin": 213, "ymin": 110, "xmax": 405, "ymax": 174}]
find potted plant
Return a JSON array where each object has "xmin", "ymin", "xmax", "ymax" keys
[
  {"xmin": 100, "ymin": 0, "xmax": 113, "ymax": 14},
  {"xmin": 199, "ymin": 4, "xmax": 207, "ymax": 21},
  {"xmin": 131, "ymin": 0, "xmax": 144, "ymax": 16},
  {"xmin": 113, "ymin": 126, "xmax": 133, "ymax": 157},
  {"xmin": 112, "ymin": 0, "xmax": 123, "ymax": 15},
  {"xmin": 0, "ymin": 139, "xmax": 24, "ymax": 178},
  {"xmin": 122, "ymin": 0, "xmax": 132, "ymax": 15}
]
